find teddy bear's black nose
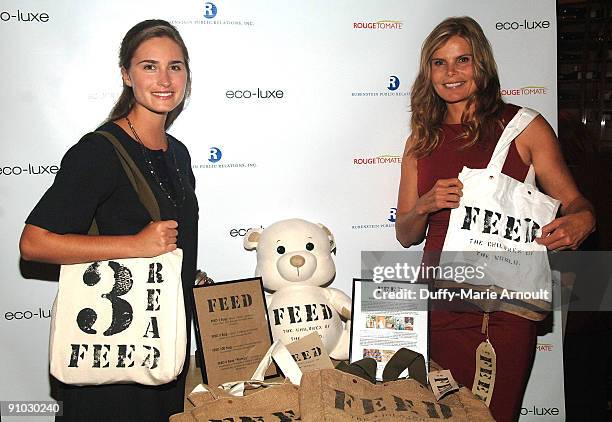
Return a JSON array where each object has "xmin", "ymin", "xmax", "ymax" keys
[{"xmin": 290, "ymin": 255, "xmax": 305, "ymax": 268}]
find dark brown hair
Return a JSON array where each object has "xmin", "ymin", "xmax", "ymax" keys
[{"xmin": 107, "ymin": 19, "xmax": 191, "ymax": 129}]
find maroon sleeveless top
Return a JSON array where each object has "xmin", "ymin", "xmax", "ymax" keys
[{"xmin": 418, "ymin": 104, "xmax": 530, "ymax": 251}]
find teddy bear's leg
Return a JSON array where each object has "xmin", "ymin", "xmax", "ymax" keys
[{"xmin": 329, "ymin": 320, "xmax": 351, "ymax": 361}]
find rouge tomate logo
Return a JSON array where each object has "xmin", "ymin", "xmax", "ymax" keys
[
  {"xmin": 353, "ymin": 155, "xmax": 402, "ymax": 165},
  {"xmin": 535, "ymin": 343, "xmax": 554, "ymax": 352},
  {"xmin": 501, "ymin": 86, "xmax": 548, "ymax": 96},
  {"xmin": 353, "ymin": 20, "xmax": 403, "ymax": 30}
]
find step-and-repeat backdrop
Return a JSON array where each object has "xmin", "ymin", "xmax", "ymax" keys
[{"xmin": 1, "ymin": 0, "xmax": 562, "ymax": 420}]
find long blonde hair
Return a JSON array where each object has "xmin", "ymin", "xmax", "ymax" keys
[{"xmin": 407, "ymin": 16, "xmax": 504, "ymax": 158}]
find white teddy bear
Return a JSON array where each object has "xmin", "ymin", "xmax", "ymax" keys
[{"xmin": 244, "ymin": 218, "xmax": 352, "ymax": 360}]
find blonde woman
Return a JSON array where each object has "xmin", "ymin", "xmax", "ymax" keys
[{"xmin": 396, "ymin": 17, "xmax": 594, "ymax": 421}]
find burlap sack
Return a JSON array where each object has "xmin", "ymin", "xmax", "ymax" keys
[
  {"xmin": 171, "ymin": 383, "xmax": 300, "ymax": 422},
  {"xmin": 299, "ymin": 368, "xmax": 494, "ymax": 422},
  {"xmin": 186, "ymin": 385, "xmax": 233, "ymax": 408}
]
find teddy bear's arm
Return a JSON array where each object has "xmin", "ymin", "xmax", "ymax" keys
[{"xmin": 324, "ymin": 288, "xmax": 352, "ymax": 320}]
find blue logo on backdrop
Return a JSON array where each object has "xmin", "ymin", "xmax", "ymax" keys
[
  {"xmin": 388, "ymin": 76, "xmax": 400, "ymax": 91},
  {"xmin": 351, "ymin": 75, "xmax": 407, "ymax": 98},
  {"xmin": 351, "ymin": 208, "xmax": 396, "ymax": 230},
  {"xmin": 204, "ymin": 2, "xmax": 218, "ymax": 19},
  {"xmin": 208, "ymin": 147, "xmax": 222, "ymax": 163}
]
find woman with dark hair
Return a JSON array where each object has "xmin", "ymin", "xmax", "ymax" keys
[
  {"xmin": 395, "ymin": 16, "xmax": 595, "ymax": 421},
  {"xmin": 20, "ymin": 19, "xmax": 197, "ymax": 421}
]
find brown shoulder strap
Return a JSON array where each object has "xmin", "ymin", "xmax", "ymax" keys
[
  {"xmin": 335, "ymin": 358, "xmax": 377, "ymax": 384},
  {"xmin": 87, "ymin": 130, "xmax": 161, "ymax": 235},
  {"xmin": 382, "ymin": 347, "xmax": 427, "ymax": 386}
]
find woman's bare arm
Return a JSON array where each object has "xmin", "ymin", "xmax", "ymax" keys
[
  {"xmin": 395, "ymin": 141, "xmax": 463, "ymax": 247},
  {"xmin": 19, "ymin": 221, "xmax": 178, "ymax": 265},
  {"xmin": 517, "ymin": 115, "xmax": 596, "ymax": 250}
]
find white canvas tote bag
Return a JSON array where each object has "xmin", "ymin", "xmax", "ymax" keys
[
  {"xmin": 441, "ymin": 108, "xmax": 561, "ymax": 298},
  {"xmin": 50, "ymin": 249, "xmax": 186, "ymax": 385},
  {"xmin": 48, "ymin": 131, "xmax": 187, "ymax": 385}
]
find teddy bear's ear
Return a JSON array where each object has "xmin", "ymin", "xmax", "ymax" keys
[
  {"xmin": 243, "ymin": 228, "xmax": 263, "ymax": 250},
  {"xmin": 318, "ymin": 223, "xmax": 336, "ymax": 253}
]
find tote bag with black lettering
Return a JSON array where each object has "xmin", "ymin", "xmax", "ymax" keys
[
  {"xmin": 50, "ymin": 251, "xmax": 186, "ymax": 385},
  {"xmin": 299, "ymin": 349, "xmax": 494, "ymax": 422},
  {"xmin": 49, "ymin": 131, "xmax": 187, "ymax": 385},
  {"xmin": 440, "ymin": 108, "xmax": 560, "ymax": 313}
]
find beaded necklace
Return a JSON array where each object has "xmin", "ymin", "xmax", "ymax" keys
[{"xmin": 125, "ymin": 116, "xmax": 185, "ymax": 209}]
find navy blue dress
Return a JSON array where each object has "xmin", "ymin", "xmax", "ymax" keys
[{"xmin": 26, "ymin": 122, "xmax": 198, "ymax": 421}]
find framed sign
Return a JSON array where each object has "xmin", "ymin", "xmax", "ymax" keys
[
  {"xmin": 192, "ymin": 277, "xmax": 278, "ymax": 386},
  {"xmin": 349, "ymin": 278, "xmax": 430, "ymax": 381}
]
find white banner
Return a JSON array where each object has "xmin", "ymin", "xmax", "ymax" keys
[
  {"xmin": 0, "ymin": 1, "xmax": 560, "ymax": 420},
  {"xmin": 520, "ymin": 275, "xmax": 566, "ymax": 421}
]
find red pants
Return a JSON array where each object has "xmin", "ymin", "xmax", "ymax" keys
[{"xmin": 430, "ymin": 311, "xmax": 537, "ymax": 422}]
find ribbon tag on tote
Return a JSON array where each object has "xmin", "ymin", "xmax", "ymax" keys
[
  {"xmin": 472, "ymin": 313, "xmax": 497, "ymax": 406},
  {"xmin": 428, "ymin": 369, "xmax": 460, "ymax": 401}
]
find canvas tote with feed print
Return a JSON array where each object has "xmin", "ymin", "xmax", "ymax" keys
[
  {"xmin": 440, "ymin": 108, "xmax": 561, "ymax": 319},
  {"xmin": 49, "ymin": 131, "xmax": 187, "ymax": 385}
]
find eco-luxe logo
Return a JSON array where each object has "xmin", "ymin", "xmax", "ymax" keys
[
  {"xmin": 225, "ymin": 89, "xmax": 285, "ymax": 101},
  {"xmin": 520, "ymin": 406, "xmax": 560, "ymax": 417},
  {"xmin": 0, "ymin": 164, "xmax": 59, "ymax": 176},
  {"xmin": 229, "ymin": 226, "xmax": 263, "ymax": 238},
  {"xmin": 5, "ymin": 308, "xmax": 51, "ymax": 321},
  {"xmin": 0, "ymin": 10, "xmax": 50, "ymax": 23},
  {"xmin": 501, "ymin": 86, "xmax": 548, "ymax": 96},
  {"xmin": 495, "ymin": 19, "xmax": 551, "ymax": 31}
]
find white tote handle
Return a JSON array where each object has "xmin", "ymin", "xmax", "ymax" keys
[
  {"xmin": 487, "ymin": 107, "xmax": 539, "ymax": 175},
  {"xmin": 250, "ymin": 340, "xmax": 302, "ymax": 385},
  {"xmin": 524, "ymin": 164, "xmax": 536, "ymax": 186},
  {"xmin": 218, "ymin": 340, "xmax": 303, "ymax": 396}
]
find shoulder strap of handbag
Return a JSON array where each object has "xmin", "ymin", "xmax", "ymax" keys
[
  {"xmin": 336, "ymin": 357, "xmax": 377, "ymax": 384},
  {"xmin": 381, "ymin": 347, "xmax": 427, "ymax": 387},
  {"xmin": 87, "ymin": 130, "xmax": 161, "ymax": 235},
  {"xmin": 487, "ymin": 107, "xmax": 539, "ymax": 184}
]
